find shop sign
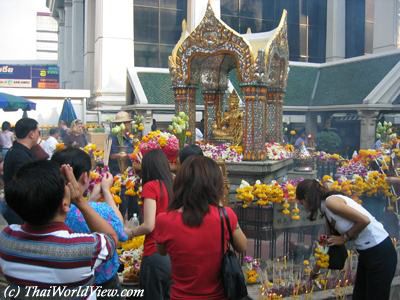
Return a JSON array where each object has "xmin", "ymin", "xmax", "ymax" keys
[{"xmin": 0, "ymin": 65, "xmax": 59, "ymax": 88}]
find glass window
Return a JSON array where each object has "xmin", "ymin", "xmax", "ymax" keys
[
  {"xmin": 135, "ymin": 0, "xmax": 159, "ymax": 7},
  {"xmin": 160, "ymin": 9, "xmax": 185, "ymax": 44},
  {"xmin": 239, "ymin": 0, "xmax": 276, "ymax": 20},
  {"xmin": 275, "ymin": 0, "xmax": 300, "ymax": 24},
  {"xmin": 135, "ymin": 43, "xmax": 159, "ymax": 67},
  {"xmin": 134, "ymin": 7, "xmax": 159, "ymax": 43},
  {"xmin": 287, "ymin": 24, "xmax": 300, "ymax": 61},
  {"xmin": 160, "ymin": 45, "xmax": 174, "ymax": 68},
  {"xmin": 307, "ymin": 0, "xmax": 326, "ymax": 26},
  {"xmin": 262, "ymin": 0, "xmax": 276, "ymax": 21},
  {"xmin": 299, "ymin": 0, "xmax": 307, "ymax": 25},
  {"xmin": 239, "ymin": 0, "xmax": 259, "ymax": 19},
  {"xmin": 239, "ymin": 17, "xmax": 258, "ymax": 34},
  {"xmin": 221, "ymin": 0, "xmax": 239, "ymax": 16},
  {"xmin": 221, "ymin": 15, "xmax": 240, "ymax": 32},
  {"xmin": 308, "ymin": 26, "xmax": 326, "ymax": 62},
  {"xmin": 345, "ymin": 0, "xmax": 365, "ymax": 58},
  {"xmin": 160, "ymin": 0, "xmax": 186, "ymax": 10},
  {"xmin": 134, "ymin": 0, "xmax": 187, "ymax": 67},
  {"xmin": 299, "ymin": 24, "xmax": 308, "ymax": 58},
  {"xmin": 239, "ymin": 17, "xmax": 271, "ymax": 34}
]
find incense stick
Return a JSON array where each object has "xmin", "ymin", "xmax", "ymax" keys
[{"xmin": 104, "ymin": 137, "xmax": 112, "ymax": 166}]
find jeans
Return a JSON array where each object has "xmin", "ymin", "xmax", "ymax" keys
[{"xmin": 1, "ymin": 148, "xmax": 9, "ymax": 160}]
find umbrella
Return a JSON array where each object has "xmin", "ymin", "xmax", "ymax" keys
[
  {"xmin": 59, "ymin": 98, "xmax": 77, "ymax": 126},
  {"xmin": 0, "ymin": 92, "xmax": 36, "ymax": 111}
]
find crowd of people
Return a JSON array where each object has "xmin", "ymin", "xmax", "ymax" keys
[
  {"xmin": 0, "ymin": 115, "xmax": 398, "ymax": 300},
  {"xmin": 0, "ymin": 115, "xmax": 249, "ymax": 300},
  {"xmin": 0, "ymin": 118, "xmax": 88, "ymax": 162}
]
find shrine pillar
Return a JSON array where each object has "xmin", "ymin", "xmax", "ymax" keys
[
  {"xmin": 173, "ymin": 86, "xmax": 197, "ymax": 143},
  {"xmin": 203, "ymin": 90, "xmax": 224, "ymax": 142},
  {"xmin": 266, "ymin": 88, "xmax": 284, "ymax": 143},
  {"xmin": 241, "ymin": 84, "xmax": 267, "ymax": 160}
]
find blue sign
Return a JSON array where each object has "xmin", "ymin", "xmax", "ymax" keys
[{"xmin": 0, "ymin": 65, "xmax": 60, "ymax": 88}]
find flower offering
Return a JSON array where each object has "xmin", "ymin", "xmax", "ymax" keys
[
  {"xmin": 83, "ymin": 143, "xmax": 104, "ymax": 164},
  {"xmin": 244, "ymin": 256, "xmax": 260, "ymax": 284},
  {"xmin": 138, "ymin": 130, "xmax": 179, "ymax": 162},
  {"xmin": 131, "ymin": 114, "xmax": 144, "ymax": 134},
  {"xmin": 119, "ymin": 235, "xmax": 145, "ymax": 284},
  {"xmin": 265, "ymin": 143, "xmax": 292, "ymax": 160},
  {"xmin": 168, "ymin": 111, "xmax": 190, "ymax": 149},
  {"xmin": 199, "ymin": 143, "xmax": 243, "ymax": 162},
  {"xmin": 314, "ymin": 236, "xmax": 329, "ymax": 269},
  {"xmin": 236, "ymin": 179, "xmax": 301, "ymax": 219},
  {"xmin": 376, "ymin": 121, "xmax": 397, "ymax": 145}
]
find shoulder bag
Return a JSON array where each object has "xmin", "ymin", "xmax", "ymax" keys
[
  {"xmin": 325, "ymin": 217, "xmax": 348, "ymax": 270},
  {"xmin": 219, "ymin": 207, "xmax": 248, "ymax": 300}
]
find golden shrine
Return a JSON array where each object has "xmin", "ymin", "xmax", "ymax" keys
[{"xmin": 169, "ymin": 3, "xmax": 289, "ymax": 161}]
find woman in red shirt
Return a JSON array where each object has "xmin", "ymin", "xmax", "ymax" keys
[
  {"xmin": 127, "ymin": 149, "xmax": 173, "ymax": 299},
  {"xmin": 155, "ymin": 156, "xmax": 247, "ymax": 300}
]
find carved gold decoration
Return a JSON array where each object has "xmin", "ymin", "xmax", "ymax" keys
[
  {"xmin": 241, "ymin": 85, "xmax": 267, "ymax": 160},
  {"xmin": 169, "ymin": 3, "xmax": 289, "ymax": 161},
  {"xmin": 264, "ymin": 10, "xmax": 289, "ymax": 88},
  {"xmin": 217, "ymin": 159, "xmax": 230, "ymax": 206},
  {"xmin": 169, "ymin": 3, "xmax": 253, "ymax": 86}
]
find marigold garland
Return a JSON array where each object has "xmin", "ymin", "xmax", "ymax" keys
[{"xmin": 236, "ymin": 180, "xmax": 301, "ymax": 219}]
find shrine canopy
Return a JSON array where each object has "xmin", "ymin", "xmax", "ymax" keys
[
  {"xmin": 168, "ymin": 3, "xmax": 289, "ymax": 90},
  {"xmin": 168, "ymin": 3, "xmax": 289, "ymax": 161}
]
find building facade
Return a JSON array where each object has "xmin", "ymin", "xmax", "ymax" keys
[
  {"xmin": 0, "ymin": 0, "xmax": 58, "ymax": 61},
  {"xmin": 47, "ymin": 0, "xmax": 400, "ymax": 110}
]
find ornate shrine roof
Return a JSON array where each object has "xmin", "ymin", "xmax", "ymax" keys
[{"xmin": 132, "ymin": 51, "xmax": 400, "ymax": 109}]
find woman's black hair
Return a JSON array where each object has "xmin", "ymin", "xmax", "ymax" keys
[
  {"xmin": 179, "ymin": 144, "xmax": 203, "ymax": 164},
  {"xmin": 141, "ymin": 149, "xmax": 173, "ymax": 203},
  {"xmin": 51, "ymin": 147, "xmax": 91, "ymax": 180},
  {"xmin": 2, "ymin": 121, "xmax": 11, "ymax": 131},
  {"xmin": 296, "ymin": 179, "xmax": 340, "ymax": 221},
  {"xmin": 170, "ymin": 156, "xmax": 223, "ymax": 227}
]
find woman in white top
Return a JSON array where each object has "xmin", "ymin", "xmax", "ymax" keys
[
  {"xmin": 0, "ymin": 121, "xmax": 14, "ymax": 159},
  {"xmin": 296, "ymin": 179, "xmax": 397, "ymax": 300}
]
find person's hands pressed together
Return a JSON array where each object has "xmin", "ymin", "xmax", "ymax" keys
[
  {"xmin": 61, "ymin": 164, "xmax": 84, "ymax": 206},
  {"xmin": 101, "ymin": 172, "xmax": 114, "ymax": 192}
]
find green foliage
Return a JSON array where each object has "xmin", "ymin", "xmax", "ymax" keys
[{"xmin": 316, "ymin": 130, "xmax": 342, "ymax": 153}]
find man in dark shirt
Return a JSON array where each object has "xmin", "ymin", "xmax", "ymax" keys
[
  {"xmin": 109, "ymin": 111, "xmax": 137, "ymax": 220},
  {"xmin": 1, "ymin": 118, "xmax": 40, "ymax": 224}
]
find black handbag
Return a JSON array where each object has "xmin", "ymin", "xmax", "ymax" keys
[
  {"xmin": 219, "ymin": 207, "xmax": 248, "ymax": 300},
  {"xmin": 327, "ymin": 245, "xmax": 348, "ymax": 270},
  {"xmin": 326, "ymin": 217, "xmax": 348, "ymax": 270}
]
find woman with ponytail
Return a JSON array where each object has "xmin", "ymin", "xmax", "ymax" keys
[
  {"xmin": 296, "ymin": 179, "xmax": 397, "ymax": 300},
  {"xmin": 154, "ymin": 156, "xmax": 247, "ymax": 300},
  {"xmin": 126, "ymin": 149, "xmax": 173, "ymax": 300}
]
